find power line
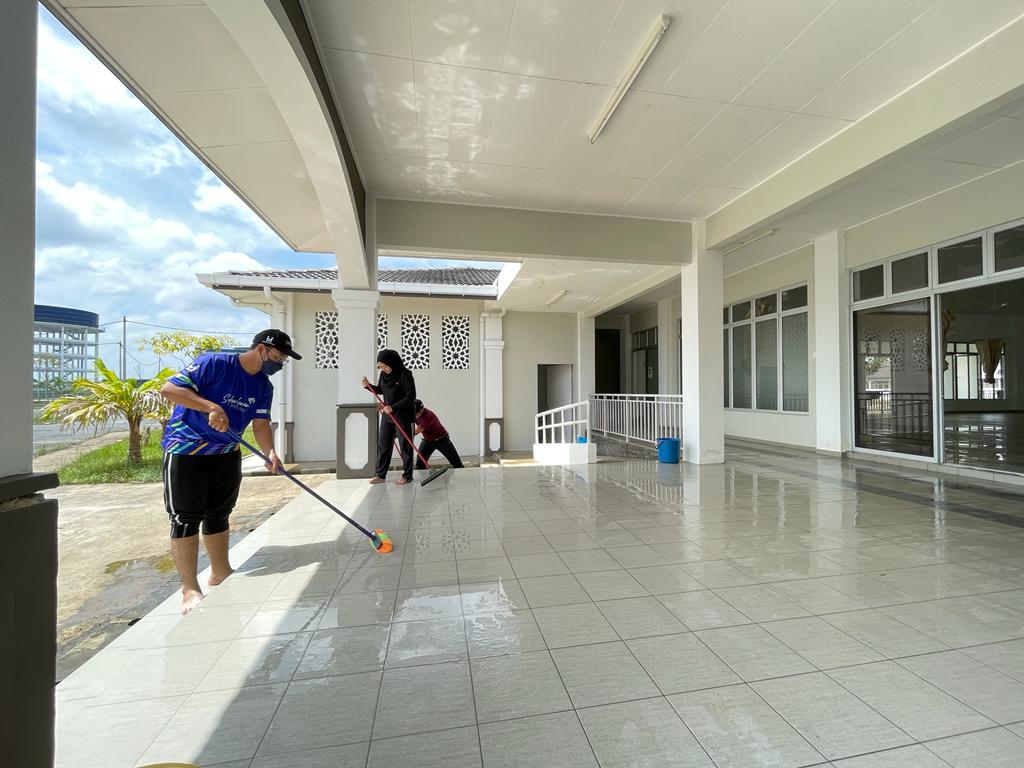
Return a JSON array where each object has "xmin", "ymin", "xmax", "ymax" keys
[{"xmin": 96, "ymin": 318, "xmax": 258, "ymax": 336}]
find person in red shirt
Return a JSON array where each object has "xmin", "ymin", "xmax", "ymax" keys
[{"xmin": 414, "ymin": 399, "xmax": 464, "ymax": 469}]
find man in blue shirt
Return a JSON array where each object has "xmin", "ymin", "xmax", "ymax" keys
[{"xmin": 160, "ymin": 329, "xmax": 301, "ymax": 614}]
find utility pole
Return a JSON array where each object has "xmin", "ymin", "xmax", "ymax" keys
[{"xmin": 122, "ymin": 316, "xmax": 127, "ymax": 379}]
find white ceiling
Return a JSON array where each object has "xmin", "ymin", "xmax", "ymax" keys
[
  {"xmin": 494, "ymin": 258, "xmax": 670, "ymax": 313},
  {"xmin": 305, "ymin": 0, "xmax": 1024, "ymax": 220}
]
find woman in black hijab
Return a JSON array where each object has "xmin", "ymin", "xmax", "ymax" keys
[{"xmin": 361, "ymin": 349, "xmax": 416, "ymax": 485}]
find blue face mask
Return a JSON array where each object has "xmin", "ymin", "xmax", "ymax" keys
[{"xmin": 260, "ymin": 349, "xmax": 284, "ymax": 376}]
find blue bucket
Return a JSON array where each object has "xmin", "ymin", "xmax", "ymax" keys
[
  {"xmin": 576, "ymin": 435, "xmax": 588, "ymax": 444},
  {"xmin": 657, "ymin": 437, "xmax": 680, "ymax": 464}
]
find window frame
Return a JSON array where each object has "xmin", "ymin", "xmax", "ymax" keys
[{"xmin": 723, "ymin": 283, "xmax": 809, "ymax": 415}]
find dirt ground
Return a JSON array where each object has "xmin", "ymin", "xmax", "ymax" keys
[{"xmin": 51, "ymin": 467, "xmax": 328, "ymax": 681}]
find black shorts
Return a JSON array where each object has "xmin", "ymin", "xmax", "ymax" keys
[{"xmin": 162, "ymin": 450, "xmax": 242, "ymax": 538}]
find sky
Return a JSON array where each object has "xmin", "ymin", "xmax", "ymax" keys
[{"xmin": 34, "ymin": 6, "xmax": 501, "ymax": 377}]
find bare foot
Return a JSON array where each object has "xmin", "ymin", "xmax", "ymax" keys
[
  {"xmin": 369, "ymin": 476, "xmax": 386, "ymax": 484},
  {"xmin": 396, "ymin": 477, "xmax": 411, "ymax": 485},
  {"xmin": 181, "ymin": 588, "xmax": 204, "ymax": 615},
  {"xmin": 208, "ymin": 568, "xmax": 234, "ymax": 587}
]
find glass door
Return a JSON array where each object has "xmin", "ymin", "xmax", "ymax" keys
[{"xmin": 853, "ymin": 298, "xmax": 934, "ymax": 456}]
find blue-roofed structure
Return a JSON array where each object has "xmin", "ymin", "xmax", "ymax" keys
[{"xmin": 33, "ymin": 304, "xmax": 103, "ymax": 397}]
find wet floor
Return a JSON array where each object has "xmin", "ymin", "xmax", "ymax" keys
[{"xmin": 55, "ymin": 451, "xmax": 1024, "ymax": 767}]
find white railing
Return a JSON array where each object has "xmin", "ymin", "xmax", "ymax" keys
[
  {"xmin": 590, "ymin": 393, "xmax": 684, "ymax": 445},
  {"xmin": 536, "ymin": 400, "xmax": 590, "ymax": 444}
]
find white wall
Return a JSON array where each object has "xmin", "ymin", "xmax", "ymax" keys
[
  {"xmin": 503, "ymin": 311, "xmax": 578, "ymax": 451},
  {"xmin": 723, "ymin": 246, "xmax": 817, "ymax": 448},
  {"xmin": 290, "ymin": 293, "xmax": 484, "ymax": 462}
]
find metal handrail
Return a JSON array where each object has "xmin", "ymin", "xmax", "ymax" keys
[
  {"xmin": 535, "ymin": 400, "xmax": 590, "ymax": 444},
  {"xmin": 590, "ymin": 393, "xmax": 684, "ymax": 445}
]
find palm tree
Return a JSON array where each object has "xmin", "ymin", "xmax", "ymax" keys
[{"xmin": 41, "ymin": 359, "xmax": 175, "ymax": 464}]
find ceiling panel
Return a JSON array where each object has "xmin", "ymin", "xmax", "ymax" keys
[
  {"xmin": 304, "ymin": 0, "xmax": 412, "ymax": 58},
  {"xmin": 672, "ymin": 185, "xmax": 744, "ymax": 219},
  {"xmin": 926, "ymin": 118, "xmax": 1024, "ymax": 169},
  {"xmin": 70, "ymin": 5, "xmax": 261, "ymax": 93},
  {"xmin": 503, "ymin": 0, "xmax": 622, "ymax": 82},
  {"xmin": 153, "ymin": 87, "xmax": 291, "ymax": 148},
  {"xmin": 656, "ymin": 104, "xmax": 790, "ymax": 184},
  {"xmin": 542, "ymin": 86, "xmax": 652, "ymax": 172},
  {"xmin": 802, "ymin": 0, "xmax": 1024, "ymax": 121},
  {"xmin": 710, "ymin": 113, "xmax": 852, "ymax": 189},
  {"xmin": 734, "ymin": 0, "xmax": 935, "ymax": 113},
  {"xmin": 480, "ymin": 74, "xmax": 580, "ymax": 166},
  {"xmin": 618, "ymin": 180, "xmax": 699, "ymax": 219},
  {"xmin": 322, "ymin": 50, "xmax": 419, "ymax": 156},
  {"xmin": 414, "ymin": 61, "xmax": 500, "ymax": 161},
  {"xmin": 525, "ymin": 170, "xmax": 593, "ymax": 211},
  {"xmin": 602, "ymin": 94, "xmax": 723, "ymax": 179},
  {"xmin": 359, "ymin": 153, "xmax": 481, "ymax": 201},
  {"xmin": 410, "ymin": 0, "xmax": 516, "ymax": 69},
  {"xmin": 576, "ymin": 175, "xmax": 644, "ymax": 215},
  {"xmin": 660, "ymin": 0, "xmax": 832, "ymax": 103},
  {"xmin": 473, "ymin": 163, "xmax": 542, "ymax": 204},
  {"xmin": 594, "ymin": 0, "xmax": 729, "ymax": 92}
]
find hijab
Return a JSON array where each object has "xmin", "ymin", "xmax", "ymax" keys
[{"xmin": 377, "ymin": 349, "xmax": 406, "ymax": 383}]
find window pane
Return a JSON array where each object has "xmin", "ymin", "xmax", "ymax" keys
[
  {"xmin": 781, "ymin": 285, "xmax": 808, "ymax": 310},
  {"xmin": 853, "ymin": 299, "xmax": 933, "ymax": 456},
  {"xmin": 732, "ymin": 324, "xmax": 752, "ymax": 409},
  {"xmin": 891, "ymin": 252, "xmax": 928, "ymax": 292},
  {"xmin": 723, "ymin": 329, "xmax": 730, "ymax": 407},
  {"xmin": 723, "ymin": 307, "xmax": 730, "ymax": 325},
  {"xmin": 755, "ymin": 318, "xmax": 778, "ymax": 409},
  {"xmin": 937, "ymin": 237, "xmax": 983, "ymax": 283},
  {"xmin": 782, "ymin": 313, "xmax": 809, "ymax": 412},
  {"xmin": 853, "ymin": 265, "xmax": 884, "ymax": 301},
  {"xmin": 995, "ymin": 224, "xmax": 1024, "ymax": 272},
  {"xmin": 755, "ymin": 293, "xmax": 777, "ymax": 316},
  {"xmin": 731, "ymin": 301, "xmax": 751, "ymax": 322}
]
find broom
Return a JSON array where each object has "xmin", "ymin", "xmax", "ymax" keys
[
  {"xmin": 230, "ymin": 432, "xmax": 393, "ymax": 553},
  {"xmin": 365, "ymin": 386, "xmax": 449, "ymax": 487}
]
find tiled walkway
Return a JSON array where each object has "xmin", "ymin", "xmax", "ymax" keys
[{"xmin": 56, "ymin": 449, "xmax": 1024, "ymax": 767}]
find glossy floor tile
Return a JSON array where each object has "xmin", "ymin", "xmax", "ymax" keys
[{"xmin": 54, "ymin": 456, "xmax": 1024, "ymax": 767}]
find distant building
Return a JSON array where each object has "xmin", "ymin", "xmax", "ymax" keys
[{"xmin": 33, "ymin": 305, "xmax": 102, "ymax": 397}]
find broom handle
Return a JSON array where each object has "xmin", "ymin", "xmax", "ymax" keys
[
  {"xmin": 364, "ymin": 385, "xmax": 435, "ymax": 469},
  {"xmin": 229, "ymin": 432, "xmax": 375, "ymax": 540}
]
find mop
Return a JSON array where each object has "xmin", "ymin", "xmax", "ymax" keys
[
  {"xmin": 230, "ymin": 432, "xmax": 393, "ymax": 553},
  {"xmin": 365, "ymin": 386, "xmax": 449, "ymax": 487}
]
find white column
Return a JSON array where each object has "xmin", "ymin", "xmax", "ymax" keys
[
  {"xmin": 814, "ymin": 230, "xmax": 851, "ymax": 454},
  {"xmin": 576, "ymin": 313, "xmax": 595, "ymax": 402},
  {"xmin": 657, "ymin": 298, "xmax": 676, "ymax": 394},
  {"xmin": 332, "ymin": 288, "xmax": 380, "ymax": 476},
  {"xmin": 1, "ymin": 0, "xmax": 35, "ymax": 478},
  {"xmin": 481, "ymin": 310, "xmax": 505, "ymax": 455},
  {"xmin": 680, "ymin": 220, "xmax": 725, "ymax": 464}
]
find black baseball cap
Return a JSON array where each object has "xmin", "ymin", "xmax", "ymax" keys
[{"xmin": 252, "ymin": 329, "xmax": 302, "ymax": 360}]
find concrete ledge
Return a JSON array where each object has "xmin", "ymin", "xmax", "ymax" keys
[
  {"xmin": 725, "ymin": 436, "xmax": 822, "ymax": 458},
  {"xmin": 0, "ymin": 472, "xmax": 60, "ymax": 504},
  {"xmin": 533, "ymin": 442, "xmax": 596, "ymax": 466}
]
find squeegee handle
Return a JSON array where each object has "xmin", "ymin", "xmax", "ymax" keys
[
  {"xmin": 364, "ymin": 386, "xmax": 436, "ymax": 469},
  {"xmin": 229, "ymin": 432, "xmax": 375, "ymax": 539}
]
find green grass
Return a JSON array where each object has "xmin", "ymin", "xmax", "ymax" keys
[{"xmin": 58, "ymin": 426, "xmax": 257, "ymax": 485}]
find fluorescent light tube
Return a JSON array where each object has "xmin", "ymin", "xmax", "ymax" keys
[
  {"xmin": 589, "ymin": 14, "xmax": 671, "ymax": 144},
  {"xmin": 546, "ymin": 289, "xmax": 567, "ymax": 307}
]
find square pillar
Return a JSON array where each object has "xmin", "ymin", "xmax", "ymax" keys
[
  {"xmin": 1, "ymin": 3, "xmax": 59, "ymax": 766},
  {"xmin": 576, "ymin": 313, "xmax": 595, "ymax": 402},
  {"xmin": 813, "ymin": 231, "xmax": 851, "ymax": 455},
  {"xmin": 481, "ymin": 310, "xmax": 505, "ymax": 456},
  {"xmin": 657, "ymin": 297, "xmax": 677, "ymax": 394},
  {"xmin": 680, "ymin": 220, "xmax": 725, "ymax": 464},
  {"xmin": 332, "ymin": 288, "xmax": 380, "ymax": 478}
]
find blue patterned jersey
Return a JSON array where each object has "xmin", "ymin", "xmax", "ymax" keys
[{"xmin": 161, "ymin": 353, "xmax": 273, "ymax": 455}]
